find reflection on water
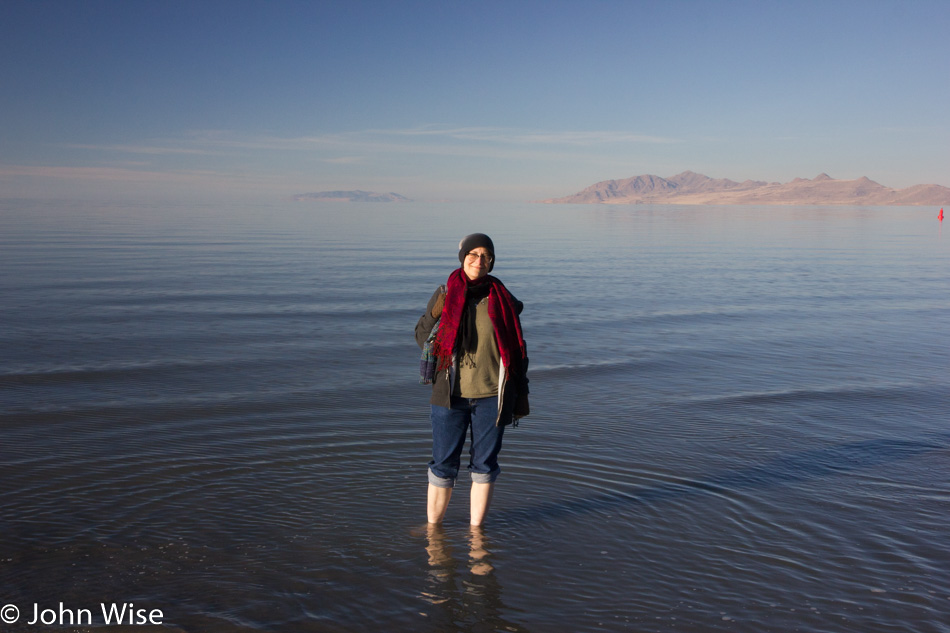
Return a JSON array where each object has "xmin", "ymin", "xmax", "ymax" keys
[{"xmin": 421, "ymin": 524, "xmax": 529, "ymax": 633}]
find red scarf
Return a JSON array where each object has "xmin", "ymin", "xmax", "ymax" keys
[{"xmin": 432, "ymin": 268, "xmax": 527, "ymax": 373}]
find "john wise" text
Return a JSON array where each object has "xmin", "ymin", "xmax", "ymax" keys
[{"xmin": 27, "ymin": 602, "xmax": 164, "ymax": 626}]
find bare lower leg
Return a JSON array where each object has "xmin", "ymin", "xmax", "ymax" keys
[
  {"xmin": 470, "ymin": 482, "xmax": 495, "ymax": 526},
  {"xmin": 427, "ymin": 484, "xmax": 453, "ymax": 524}
]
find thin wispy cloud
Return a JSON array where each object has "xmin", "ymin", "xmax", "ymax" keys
[
  {"xmin": 60, "ymin": 126, "xmax": 678, "ymax": 157},
  {"xmin": 367, "ymin": 125, "xmax": 681, "ymax": 146},
  {"xmin": 4, "ymin": 123, "xmax": 684, "ymax": 198},
  {"xmin": 61, "ymin": 143, "xmax": 224, "ymax": 156},
  {"xmin": 0, "ymin": 164, "xmax": 249, "ymax": 185}
]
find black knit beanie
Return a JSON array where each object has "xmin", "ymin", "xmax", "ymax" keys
[{"xmin": 458, "ymin": 233, "xmax": 495, "ymax": 272}]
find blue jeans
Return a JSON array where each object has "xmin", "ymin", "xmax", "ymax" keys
[{"xmin": 428, "ymin": 396, "xmax": 506, "ymax": 488}]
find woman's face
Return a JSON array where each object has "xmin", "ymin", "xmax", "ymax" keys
[{"xmin": 462, "ymin": 247, "xmax": 492, "ymax": 281}]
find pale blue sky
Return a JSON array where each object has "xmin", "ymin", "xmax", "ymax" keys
[{"xmin": 1, "ymin": 0, "xmax": 948, "ymax": 201}]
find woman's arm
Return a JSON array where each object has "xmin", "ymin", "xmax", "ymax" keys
[{"xmin": 414, "ymin": 285, "xmax": 445, "ymax": 349}]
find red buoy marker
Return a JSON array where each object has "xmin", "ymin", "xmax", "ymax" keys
[{"xmin": 940, "ymin": 208, "xmax": 944, "ymax": 221}]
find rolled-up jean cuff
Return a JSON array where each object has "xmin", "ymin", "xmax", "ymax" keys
[
  {"xmin": 471, "ymin": 467, "xmax": 500, "ymax": 484},
  {"xmin": 428, "ymin": 468, "xmax": 456, "ymax": 488}
]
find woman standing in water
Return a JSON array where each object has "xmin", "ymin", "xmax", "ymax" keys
[{"xmin": 415, "ymin": 233, "xmax": 529, "ymax": 526}]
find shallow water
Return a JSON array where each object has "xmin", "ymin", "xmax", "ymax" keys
[{"xmin": 1, "ymin": 199, "xmax": 948, "ymax": 632}]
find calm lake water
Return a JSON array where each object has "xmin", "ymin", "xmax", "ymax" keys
[{"xmin": 1, "ymin": 198, "xmax": 948, "ymax": 633}]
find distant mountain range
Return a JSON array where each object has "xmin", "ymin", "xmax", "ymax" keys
[
  {"xmin": 537, "ymin": 172, "xmax": 950, "ymax": 206},
  {"xmin": 292, "ymin": 190, "xmax": 411, "ymax": 202}
]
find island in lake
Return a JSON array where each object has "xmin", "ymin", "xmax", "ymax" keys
[
  {"xmin": 537, "ymin": 172, "xmax": 950, "ymax": 206},
  {"xmin": 292, "ymin": 190, "xmax": 412, "ymax": 202}
]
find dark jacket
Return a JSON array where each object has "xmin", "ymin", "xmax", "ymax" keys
[{"xmin": 415, "ymin": 285, "xmax": 529, "ymax": 426}]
